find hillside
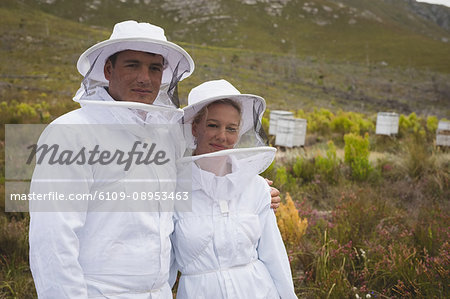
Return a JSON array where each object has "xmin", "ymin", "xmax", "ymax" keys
[
  {"xmin": 6, "ymin": 0, "xmax": 450, "ymax": 70},
  {"xmin": 0, "ymin": 0, "xmax": 449, "ymax": 118}
]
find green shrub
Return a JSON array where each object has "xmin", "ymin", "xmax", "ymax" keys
[
  {"xmin": 314, "ymin": 141, "xmax": 340, "ymax": 184},
  {"xmin": 400, "ymin": 136, "xmax": 433, "ymax": 179},
  {"xmin": 399, "ymin": 112, "xmax": 426, "ymax": 139},
  {"xmin": 293, "ymin": 157, "xmax": 315, "ymax": 183},
  {"xmin": 344, "ymin": 133, "xmax": 371, "ymax": 181},
  {"xmin": 307, "ymin": 108, "xmax": 334, "ymax": 135},
  {"xmin": 261, "ymin": 116, "xmax": 269, "ymax": 137},
  {"xmin": 426, "ymin": 115, "xmax": 438, "ymax": 134},
  {"xmin": 0, "ymin": 215, "xmax": 36, "ymax": 298},
  {"xmin": 275, "ymin": 166, "xmax": 288, "ymax": 187},
  {"xmin": 295, "ymin": 109, "xmax": 306, "ymax": 118},
  {"xmin": 1, "ymin": 100, "xmax": 57, "ymax": 124},
  {"xmin": 331, "ymin": 113, "xmax": 357, "ymax": 134}
]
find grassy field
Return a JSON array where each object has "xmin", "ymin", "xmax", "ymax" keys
[
  {"xmin": 1, "ymin": 108, "xmax": 449, "ymax": 298},
  {"xmin": 264, "ymin": 112, "xmax": 449, "ymax": 298}
]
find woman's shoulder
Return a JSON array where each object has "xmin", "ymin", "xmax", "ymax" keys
[
  {"xmin": 252, "ymin": 175, "xmax": 271, "ymax": 190},
  {"xmin": 241, "ymin": 175, "xmax": 271, "ymax": 210}
]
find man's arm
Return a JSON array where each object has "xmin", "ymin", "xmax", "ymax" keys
[
  {"xmin": 29, "ymin": 125, "xmax": 91, "ymax": 298},
  {"xmin": 29, "ymin": 211, "xmax": 88, "ymax": 298}
]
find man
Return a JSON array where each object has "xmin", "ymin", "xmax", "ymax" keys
[{"xmin": 29, "ymin": 20, "xmax": 280, "ymax": 298}]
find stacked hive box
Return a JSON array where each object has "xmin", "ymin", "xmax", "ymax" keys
[
  {"xmin": 275, "ymin": 117, "xmax": 307, "ymax": 147},
  {"xmin": 436, "ymin": 120, "xmax": 450, "ymax": 147},
  {"xmin": 376, "ymin": 112, "xmax": 399, "ymax": 136},
  {"xmin": 269, "ymin": 110, "xmax": 294, "ymax": 135}
]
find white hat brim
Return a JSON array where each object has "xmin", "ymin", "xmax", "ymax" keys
[
  {"xmin": 177, "ymin": 146, "xmax": 276, "ymax": 175},
  {"xmin": 77, "ymin": 37, "xmax": 194, "ymax": 85},
  {"xmin": 183, "ymin": 93, "xmax": 266, "ymax": 128}
]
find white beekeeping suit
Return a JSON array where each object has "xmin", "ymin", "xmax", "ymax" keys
[
  {"xmin": 171, "ymin": 80, "xmax": 297, "ymax": 298},
  {"xmin": 28, "ymin": 20, "xmax": 194, "ymax": 298}
]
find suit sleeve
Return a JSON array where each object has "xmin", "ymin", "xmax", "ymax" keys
[
  {"xmin": 168, "ymin": 229, "xmax": 180, "ymax": 288},
  {"xmin": 29, "ymin": 124, "xmax": 91, "ymax": 298},
  {"xmin": 256, "ymin": 178, "xmax": 298, "ymax": 299}
]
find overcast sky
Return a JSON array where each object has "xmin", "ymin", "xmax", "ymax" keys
[{"xmin": 416, "ymin": 0, "xmax": 450, "ymax": 7}]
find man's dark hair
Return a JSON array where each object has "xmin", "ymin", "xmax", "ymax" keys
[
  {"xmin": 107, "ymin": 51, "xmax": 167, "ymax": 68},
  {"xmin": 107, "ymin": 52, "xmax": 120, "ymax": 67}
]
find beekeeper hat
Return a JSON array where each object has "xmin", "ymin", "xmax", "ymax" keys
[
  {"xmin": 184, "ymin": 79, "xmax": 266, "ymax": 134},
  {"xmin": 77, "ymin": 20, "xmax": 194, "ymax": 85},
  {"xmin": 182, "ymin": 79, "xmax": 268, "ymax": 149}
]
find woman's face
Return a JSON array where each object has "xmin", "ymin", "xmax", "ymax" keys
[{"xmin": 192, "ymin": 102, "xmax": 241, "ymax": 155}]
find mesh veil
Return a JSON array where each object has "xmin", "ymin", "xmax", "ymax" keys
[
  {"xmin": 79, "ymin": 50, "xmax": 188, "ymax": 109},
  {"xmin": 182, "ymin": 96, "xmax": 269, "ymax": 152}
]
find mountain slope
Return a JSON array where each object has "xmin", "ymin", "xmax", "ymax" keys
[
  {"xmin": 4, "ymin": 0, "xmax": 450, "ymax": 72},
  {"xmin": 0, "ymin": 1, "xmax": 449, "ymax": 119}
]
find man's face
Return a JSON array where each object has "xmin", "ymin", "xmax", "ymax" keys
[{"xmin": 104, "ymin": 50, "xmax": 164, "ymax": 104}]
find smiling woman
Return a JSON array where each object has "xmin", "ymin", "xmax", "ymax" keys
[
  {"xmin": 170, "ymin": 79, "xmax": 297, "ymax": 298},
  {"xmin": 191, "ymin": 99, "xmax": 242, "ymax": 155}
]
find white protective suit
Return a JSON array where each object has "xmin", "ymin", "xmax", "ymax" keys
[
  {"xmin": 29, "ymin": 86, "xmax": 185, "ymax": 298},
  {"xmin": 171, "ymin": 148, "xmax": 298, "ymax": 299}
]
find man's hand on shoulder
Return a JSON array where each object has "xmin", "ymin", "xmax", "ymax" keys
[{"xmin": 265, "ymin": 178, "xmax": 280, "ymax": 213}]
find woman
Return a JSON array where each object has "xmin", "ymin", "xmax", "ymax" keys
[{"xmin": 171, "ymin": 79, "xmax": 297, "ymax": 298}]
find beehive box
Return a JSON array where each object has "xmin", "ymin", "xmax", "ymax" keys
[
  {"xmin": 376, "ymin": 112, "xmax": 399, "ymax": 135},
  {"xmin": 269, "ymin": 110, "xmax": 294, "ymax": 135},
  {"xmin": 436, "ymin": 120, "xmax": 450, "ymax": 147},
  {"xmin": 275, "ymin": 117, "xmax": 307, "ymax": 147}
]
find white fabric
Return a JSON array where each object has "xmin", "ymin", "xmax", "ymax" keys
[
  {"xmin": 183, "ymin": 79, "xmax": 265, "ymax": 136},
  {"xmin": 77, "ymin": 20, "xmax": 194, "ymax": 86},
  {"xmin": 76, "ymin": 86, "xmax": 184, "ymax": 124},
  {"xmin": 182, "ymin": 79, "xmax": 267, "ymax": 150},
  {"xmin": 171, "ymin": 154, "xmax": 297, "ymax": 299},
  {"xmin": 29, "ymin": 86, "xmax": 185, "ymax": 298},
  {"xmin": 177, "ymin": 147, "xmax": 276, "ymax": 179}
]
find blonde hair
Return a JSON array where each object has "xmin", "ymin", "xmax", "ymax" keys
[{"xmin": 192, "ymin": 99, "xmax": 242, "ymax": 125}]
